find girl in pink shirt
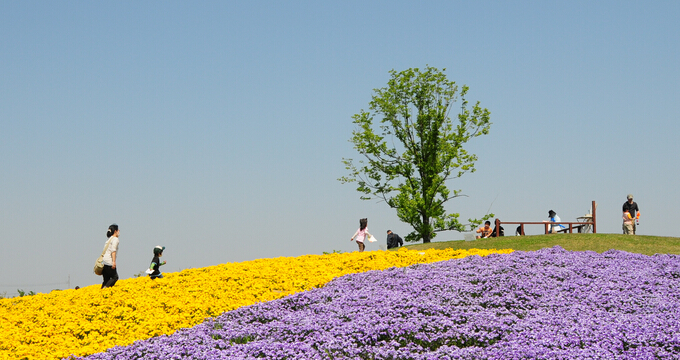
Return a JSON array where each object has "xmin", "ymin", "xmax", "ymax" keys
[{"xmin": 350, "ymin": 218, "xmax": 371, "ymax": 252}]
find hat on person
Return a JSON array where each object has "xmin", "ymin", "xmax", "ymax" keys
[
  {"xmin": 627, "ymin": 194, "xmax": 634, "ymax": 200},
  {"xmin": 153, "ymin": 246, "xmax": 165, "ymax": 255},
  {"xmin": 548, "ymin": 210, "xmax": 556, "ymax": 216}
]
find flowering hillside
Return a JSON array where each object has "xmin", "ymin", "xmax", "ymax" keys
[
  {"xmin": 0, "ymin": 248, "xmax": 508, "ymax": 360},
  {"xmin": 74, "ymin": 246, "xmax": 680, "ymax": 359}
]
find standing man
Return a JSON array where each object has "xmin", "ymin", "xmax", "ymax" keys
[
  {"xmin": 622, "ymin": 194, "xmax": 640, "ymax": 234},
  {"xmin": 386, "ymin": 230, "xmax": 403, "ymax": 249}
]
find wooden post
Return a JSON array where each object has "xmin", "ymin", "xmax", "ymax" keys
[{"xmin": 592, "ymin": 200, "xmax": 597, "ymax": 234}]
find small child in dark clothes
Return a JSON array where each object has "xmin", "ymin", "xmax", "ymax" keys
[{"xmin": 149, "ymin": 246, "xmax": 166, "ymax": 280}]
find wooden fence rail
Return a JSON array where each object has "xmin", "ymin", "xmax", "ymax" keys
[{"xmin": 495, "ymin": 200, "xmax": 597, "ymax": 235}]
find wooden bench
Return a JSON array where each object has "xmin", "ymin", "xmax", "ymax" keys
[
  {"xmin": 495, "ymin": 201, "xmax": 597, "ymax": 235},
  {"xmin": 556, "ymin": 224, "xmax": 586, "ymax": 233}
]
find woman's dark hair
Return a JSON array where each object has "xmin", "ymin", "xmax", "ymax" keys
[
  {"xmin": 359, "ymin": 218, "xmax": 368, "ymax": 231},
  {"xmin": 107, "ymin": 224, "xmax": 119, "ymax": 238}
]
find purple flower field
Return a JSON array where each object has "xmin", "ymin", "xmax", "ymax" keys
[{"xmin": 75, "ymin": 247, "xmax": 680, "ymax": 359}]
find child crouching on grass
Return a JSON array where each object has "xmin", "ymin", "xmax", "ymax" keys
[
  {"xmin": 623, "ymin": 210, "xmax": 634, "ymax": 235},
  {"xmin": 476, "ymin": 221, "xmax": 492, "ymax": 239},
  {"xmin": 148, "ymin": 246, "xmax": 167, "ymax": 280}
]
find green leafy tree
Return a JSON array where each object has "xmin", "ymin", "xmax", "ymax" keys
[
  {"xmin": 340, "ymin": 66, "xmax": 492, "ymax": 243},
  {"xmin": 17, "ymin": 289, "xmax": 36, "ymax": 297}
]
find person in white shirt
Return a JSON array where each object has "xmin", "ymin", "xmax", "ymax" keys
[
  {"xmin": 101, "ymin": 224, "xmax": 120, "ymax": 289},
  {"xmin": 547, "ymin": 210, "xmax": 566, "ymax": 234}
]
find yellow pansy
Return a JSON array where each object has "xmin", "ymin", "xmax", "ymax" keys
[{"xmin": 0, "ymin": 247, "xmax": 512, "ymax": 359}]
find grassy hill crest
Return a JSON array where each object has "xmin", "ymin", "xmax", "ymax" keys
[{"xmin": 404, "ymin": 233, "xmax": 680, "ymax": 255}]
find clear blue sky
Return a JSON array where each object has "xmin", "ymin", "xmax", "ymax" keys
[{"xmin": 2, "ymin": 1, "xmax": 678, "ymax": 296}]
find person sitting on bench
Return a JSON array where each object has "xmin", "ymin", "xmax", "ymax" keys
[
  {"xmin": 491, "ymin": 219, "xmax": 504, "ymax": 237},
  {"xmin": 546, "ymin": 210, "xmax": 566, "ymax": 233}
]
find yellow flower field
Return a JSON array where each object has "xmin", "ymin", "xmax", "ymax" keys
[{"xmin": 0, "ymin": 248, "xmax": 512, "ymax": 360}]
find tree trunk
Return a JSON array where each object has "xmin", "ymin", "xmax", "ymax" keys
[{"xmin": 422, "ymin": 214, "xmax": 431, "ymax": 243}]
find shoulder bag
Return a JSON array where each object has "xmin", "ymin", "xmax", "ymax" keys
[{"xmin": 94, "ymin": 239, "xmax": 112, "ymax": 275}]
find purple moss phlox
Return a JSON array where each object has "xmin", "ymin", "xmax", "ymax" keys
[{"xmin": 73, "ymin": 246, "xmax": 680, "ymax": 359}]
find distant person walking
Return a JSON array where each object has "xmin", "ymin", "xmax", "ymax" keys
[
  {"xmin": 386, "ymin": 230, "xmax": 403, "ymax": 249},
  {"xmin": 101, "ymin": 224, "xmax": 120, "ymax": 289},
  {"xmin": 350, "ymin": 218, "xmax": 372, "ymax": 252},
  {"xmin": 622, "ymin": 194, "xmax": 640, "ymax": 235}
]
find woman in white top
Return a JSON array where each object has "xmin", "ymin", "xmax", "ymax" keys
[
  {"xmin": 101, "ymin": 224, "xmax": 120, "ymax": 289},
  {"xmin": 350, "ymin": 218, "xmax": 371, "ymax": 252}
]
